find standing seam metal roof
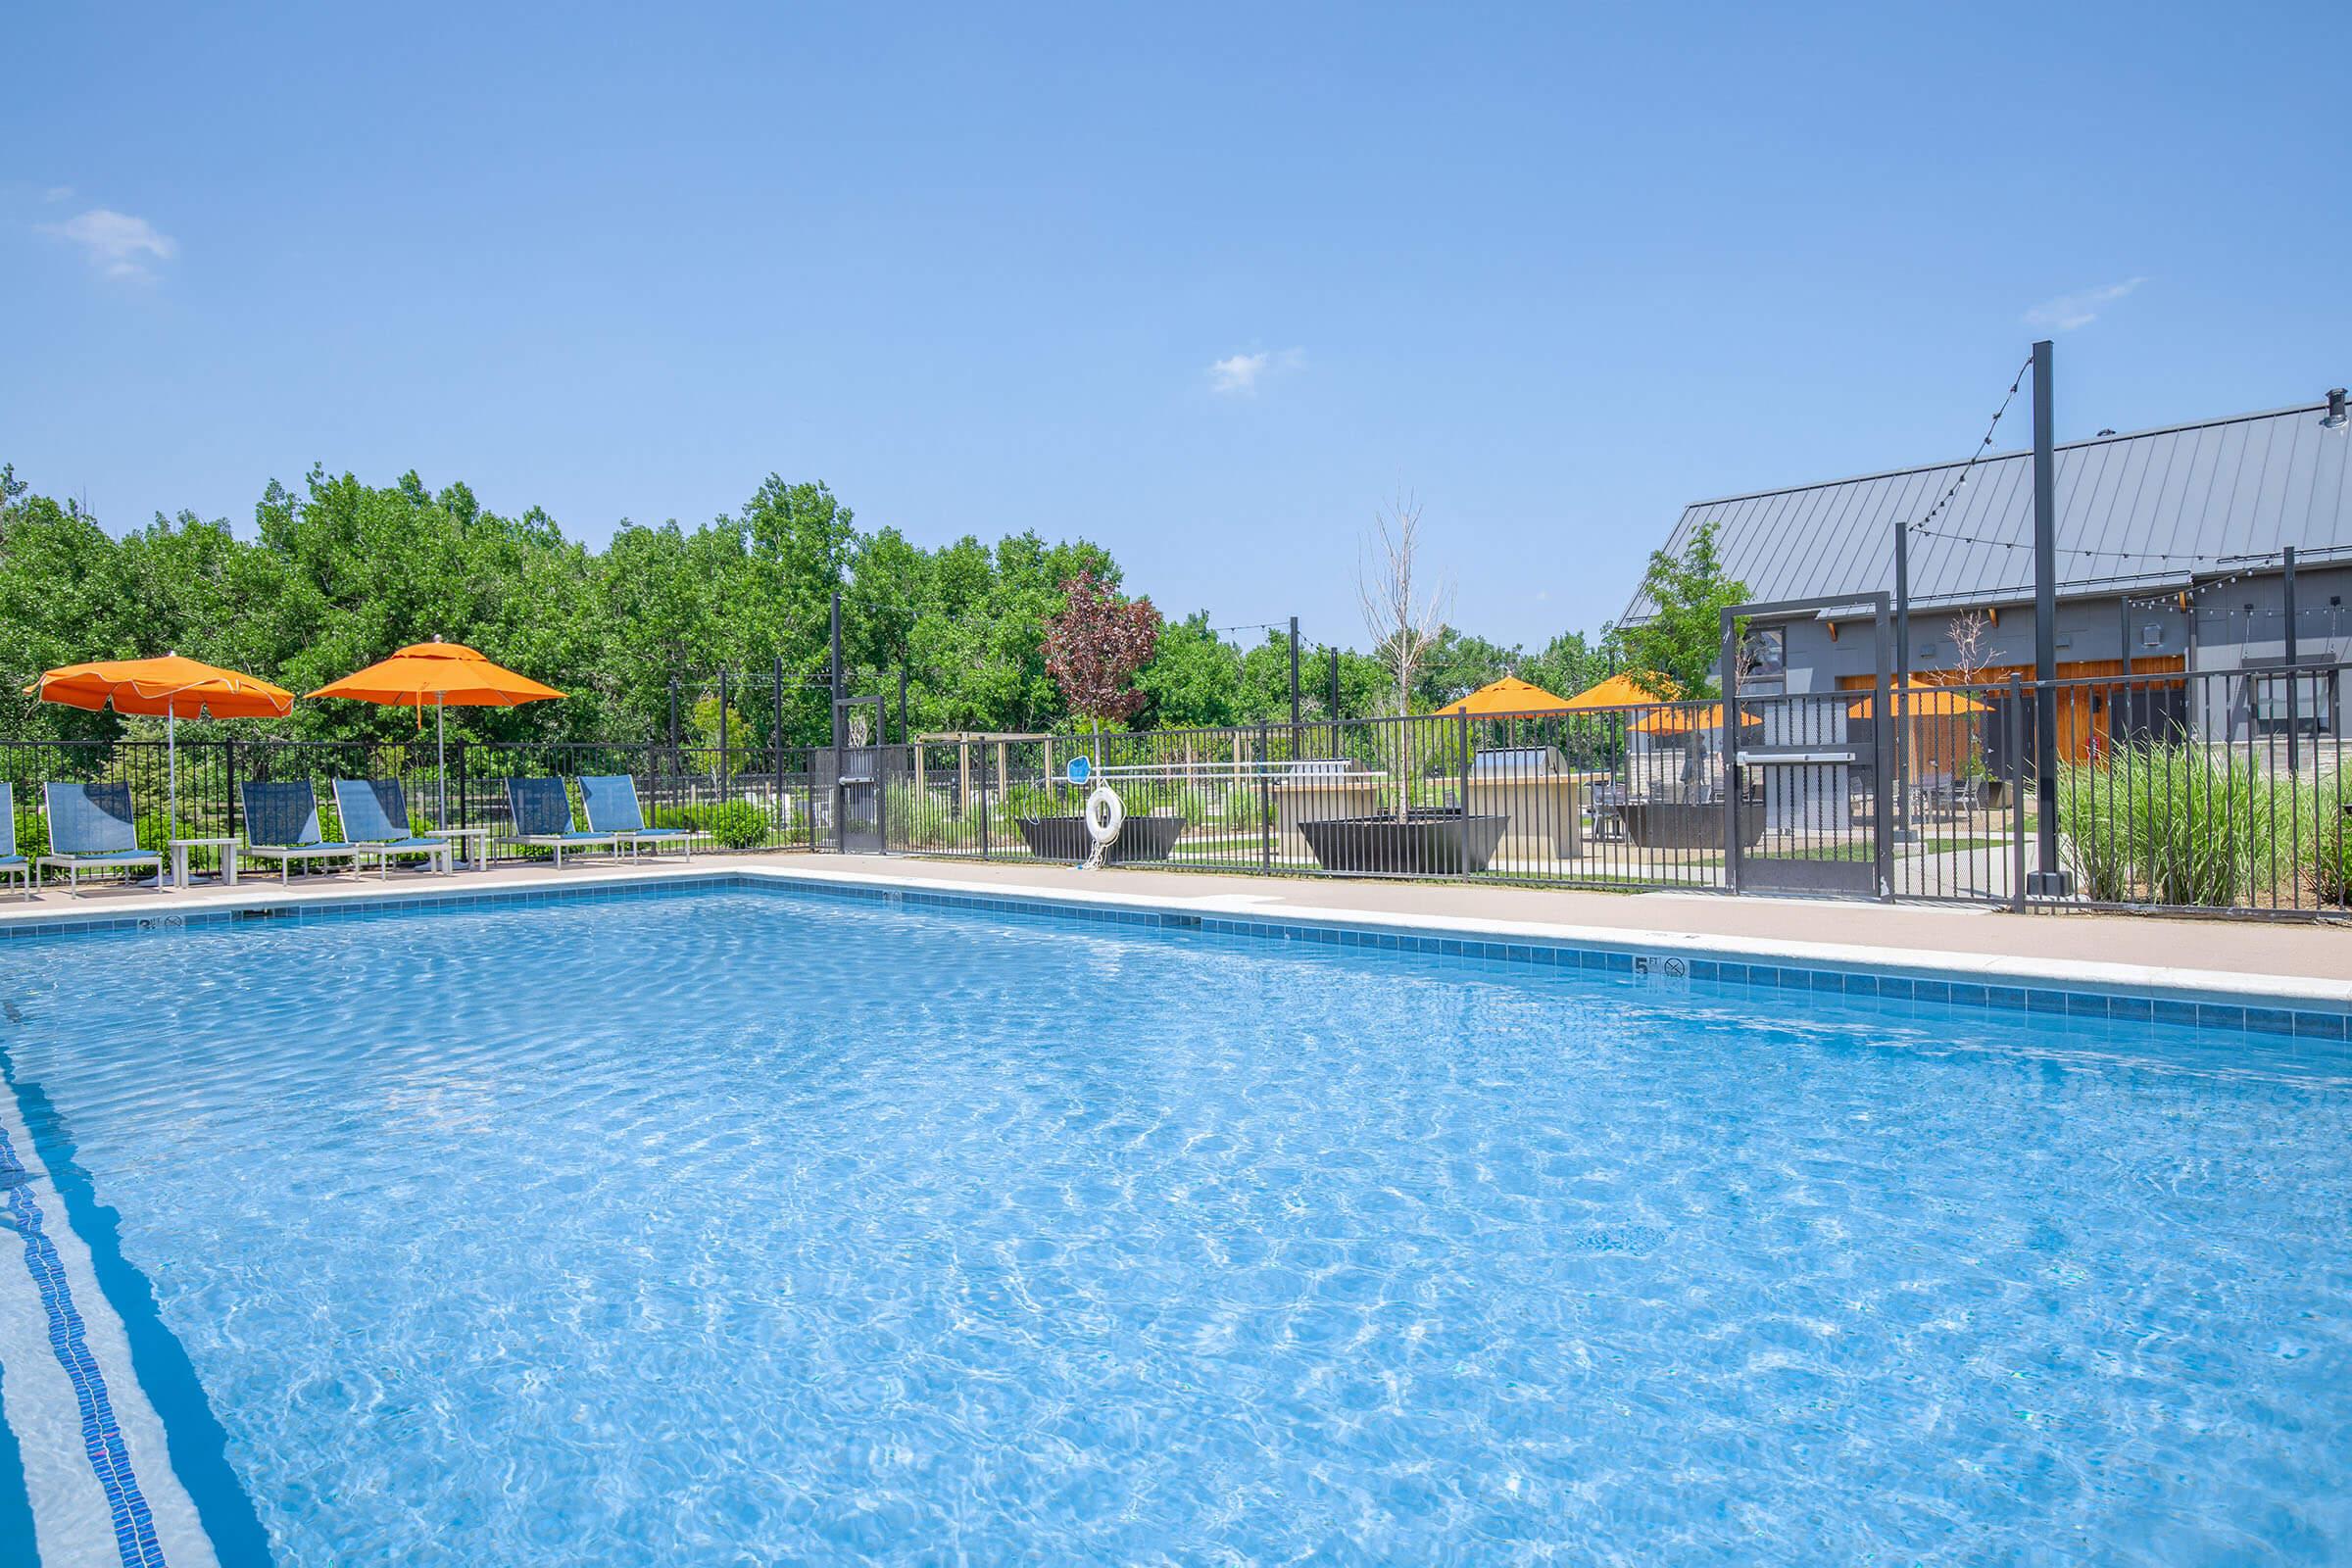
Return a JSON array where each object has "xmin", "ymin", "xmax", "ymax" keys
[{"xmin": 1622, "ymin": 399, "xmax": 2352, "ymax": 622}]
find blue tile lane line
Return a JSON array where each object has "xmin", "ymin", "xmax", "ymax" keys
[
  {"xmin": 2, "ymin": 1056, "xmax": 276, "ymax": 1568},
  {"xmin": 0, "ymin": 867, "xmax": 2345, "ymax": 1043},
  {"xmin": 0, "ymin": 1118, "xmax": 166, "ymax": 1568}
]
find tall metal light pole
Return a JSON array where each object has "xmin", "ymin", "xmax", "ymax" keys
[
  {"xmin": 1892, "ymin": 519, "xmax": 1912, "ymax": 843},
  {"xmin": 2027, "ymin": 338, "xmax": 2071, "ymax": 896},
  {"xmin": 828, "ymin": 590, "xmax": 845, "ymax": 749},
  {"xmin": 1289, "ymin": 616, "xmax": 1302, "ymax": 730}
]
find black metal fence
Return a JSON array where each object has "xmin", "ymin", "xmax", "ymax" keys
[
  {"xmin": 892, "ymin": 702, "xmax": 2021, "ymax": 901},
  {"xmin": 2030, "ymin": 664, "xmax": 2351, "ymax": 919},
  {"xmin": 6, "ymin": 663, "xmax": 2350, "ymax": 919},
  {"xmin": 890, "ymin": 667, "xmax": 2352, "ymax": 920},
  {"xmin": 0, "ymin": 738, "xmax": 831, "ymax": 867}
]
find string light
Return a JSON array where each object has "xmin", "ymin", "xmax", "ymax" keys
[
  {"xmin": 1905, "ymin": 353, "xmax": 2033, "ymax": 540},
  {"xmin": 1910, "ymin": 525, "xmax": 2262, "ymax": 567},
  {"xmin": 1902, "ymin": 359, "xmax": 2342, "ymax": 604}
]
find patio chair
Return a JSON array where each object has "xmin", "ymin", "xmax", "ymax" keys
[
  {"xmin": 239, "ymin": 780, "xmax": 372, "ymax": 885},
  {"xmin": 0, "ymin": 783, "xmax": 33, "ymax": 899},
  {"xmin": 504, "ymin": 777, "xmax": 619, "ymax": 868},
  {"xmin": 37, "ymin": 780, "xmax": 164, "ymax": 895},
  {"xmin": 330, "ymin": 778, "xmax": 453, "ymax": 877},
  {"xmin": 1589, "ymin": 780, "xmax": 1629, "ymax": 842},
  {"xmin": 575, "ymin": 774, "xmax": 711, "ymax": 860},
  {"xmin": 1913, "ymin": 770, "xmax": 1959, "ymax": 821}
]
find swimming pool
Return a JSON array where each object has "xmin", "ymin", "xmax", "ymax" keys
[{"xmin": 0, "ymin": 882, "xmax": 2345, "ymax": 1564}]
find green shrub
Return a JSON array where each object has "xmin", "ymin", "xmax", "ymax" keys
[
  {"xmin": 1001, "ymin": 783, "xmax": 1065, "ymax": 820},
  {"xmin": 650, "ymin": 800, "xmax": 772, "ymax": 850},
  {"xmin": 887, "ymin": 782, "xmax": 956, "ymax": 848},
  {"xmin": 1217, "ymin": 782, "xmax": 1270, "ymax": 830},
  {"xmin": 700, "ymin": 801, "xmax": 770, "ymax": 849},
  {"xmin": 12, "ymin": 808, "xmax": 47, "ymax": 861},
  {"xmin": 2305, "ymin": 786, "xmax": 2352, "ymax": 905},
  {"xmin": 2057, "ymin": 742, "xmax": 2300, "ymax": 907},
  {"xmin": 1152, "ymin": 784, "xmax": 1213, "ymax": 825}
]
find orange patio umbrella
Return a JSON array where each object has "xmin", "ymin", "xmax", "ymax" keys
[
  {"xmin": 307, "ymin": 639, "xmax": 564, "ymax": 825},
  {"xmin": 1436, "ymin": 676, "xmax": 1577, "ymax": 718},
  {"xmin": 1629, "ymin": 702, "xmax": 1758, "ymax": 735},
  {"xmin": 26, "ymin": 654, "xmax": 296, "ymax": 842},
  {"xmin": 1844, "ymin": 679, "xmax": 1991, "ymax": 719},
  {"xmin": 1562, "ymin": 670, "xmax": 1681, "ymax": 710}
]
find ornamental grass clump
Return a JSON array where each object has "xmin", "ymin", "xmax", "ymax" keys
[{"xmin": 2057, "ymin": 741, "xmax": 2298, "ymax": 907}]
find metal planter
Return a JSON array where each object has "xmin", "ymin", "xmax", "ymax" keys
[
  {"xmin": 1621, "ymin": 801, "xmax": 1765, "ymax": 851},
  {"xmin": 1013, "ymin": 813, "xmax": 1186, "ymax": 863},
  {"xmin": 1298, "ymin": 809, "xmax": 1508, "ymax": 875}
]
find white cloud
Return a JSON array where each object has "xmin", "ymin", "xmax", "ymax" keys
[
  {"xmin": 2024, "ymin": 276, "xmax": 2147, "ymax": 332},
  {"xmin": 1208, "ymin": 346, "xmax": 1303, "ymax": 396},
  {"xmin": 39, "ymin": 208, "xmax": 177, "ymax": 279},
  {"xmin": 42, "ymin": 185, "xmax": 73, "ymax": 203}
]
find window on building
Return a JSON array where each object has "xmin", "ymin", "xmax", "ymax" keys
[{"xmin": 2248, "ymin": 672, "xmax": 2335, "ymax": 734}]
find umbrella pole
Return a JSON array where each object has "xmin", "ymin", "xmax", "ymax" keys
[
  {"xmin": 436, "ymin": 695, "xmax": 447, "ymax": 829},
  {"xmin": 168, "ymin": 709, "xmax": 178, "ymax": 859}
]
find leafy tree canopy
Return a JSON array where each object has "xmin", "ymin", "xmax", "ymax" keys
[
  {"xmin": 2, "ymin": 461, "xmax": 1642, "ymax": 746},
  {"xmin": 1617, "ymin": 520, "xmax": 1748, "ymax": 700}
]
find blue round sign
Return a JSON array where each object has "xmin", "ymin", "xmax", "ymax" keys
[{"xmin": 1066, "ymin": 756, "xmax": 1092, "ymax": 785}]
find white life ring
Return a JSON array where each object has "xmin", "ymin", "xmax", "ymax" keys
[{"xmin": 1084, "ymin": 784, "xmax": 1125, "ymax": 846}]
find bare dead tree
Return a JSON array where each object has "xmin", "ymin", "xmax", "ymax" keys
[
  {"xmin": 1356, "ymin": 489, "xmax": 1453, "ymax": 819},
  {"xmin": 1947, "ymin": 609, "xmax": 1992, "ymax": 686}
]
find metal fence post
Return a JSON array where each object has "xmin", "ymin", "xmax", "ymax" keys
[
  {"xmin": 2008, "ymin": 675, "xmax": 2027, "ymax": 911},
  {"xmin": 2284, "ymin": 545, "xmax": 2301, "ymax": 775},
  {"xmin": 1257, "ymin": 722, "xmax": 1272, "ymax": 870},
  {"xmin": 1457, "ymin": 709, "xmax": 1471, "ymax": 872}
]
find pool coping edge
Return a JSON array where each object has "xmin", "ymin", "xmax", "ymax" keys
[{"xmin": 0, "ymin": 860, "xmax": 2344, "ymax": 1038}]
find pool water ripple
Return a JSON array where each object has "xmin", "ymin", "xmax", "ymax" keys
[{"xmin": 0, "ymin": 889, "xmax": 2345, "ymax": 1563}]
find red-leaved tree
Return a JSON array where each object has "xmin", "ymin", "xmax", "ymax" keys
[{"xmin": 1044, "ymin": 568, "xmax": 1161, "ymax": 757}]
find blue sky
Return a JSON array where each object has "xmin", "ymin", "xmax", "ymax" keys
[{"xmin": 7, "ymin": 3, "xmax": 2347, "ymax": 649}]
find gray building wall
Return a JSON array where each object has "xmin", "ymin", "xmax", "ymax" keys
[{"xmin": 1758, "ymin": 564, "xmax": 2352, "ymax": 694}]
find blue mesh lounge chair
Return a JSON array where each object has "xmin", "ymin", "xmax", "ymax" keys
[
  {"xmin": 37, "ymin": 780, "xmax": 164, "ymax": 895},
  {"xmin": 504, "ymin": 777, "xmax": 618, "ymax": 868},
  {"xmin": 0, "ymin": 782, "xmax": 33, "ymax": 899},
  {"xmin": 239, "ymin": 780, "xmax": 372, "ymax": 885},
  {"xmin": 575, "ymin": 775, "xmax": 712, "ymax": 861},
  {"xmin": 331, "ymin": 778, "xmax": 453, "ymax": 877}
]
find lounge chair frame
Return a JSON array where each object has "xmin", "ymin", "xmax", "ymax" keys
[
  {"xmin": 575, "ymin": 774, "xmax": 714, "ymax": 861},
  {"xmin": 504, "ymin": 777, "xmax": 619, "ymax": 868},
  {"xmin": 330, "ymin": 778, "xmax": 454, "ymax": 877},
  {"xmin": 37, "ymin": 780, "xmax": 164, "ymax": 896},
  {"xmin": 239, "ymin": 780, "xmax": 374, "ymax": 885},
  {"xmin": 0, "ymin": 782, "xmax": 32, "ymax": 899}
]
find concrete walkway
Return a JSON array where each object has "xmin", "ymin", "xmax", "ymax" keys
[{"xmin": 2, "ymin": 850, "xmax": 2344, "ymax": 1000}]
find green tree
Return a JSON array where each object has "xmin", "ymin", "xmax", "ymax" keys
[
  {"xmin": 1519, "ymin": 628, "xmax": 1618, "ymax": 706},
  {"xmin": 1619, "ymin": 520, "xmax": 1748, "ymax": 699},
  {"xmin": 1136, "ymin": 612, "xmax": 1243, "ymax": 729}
]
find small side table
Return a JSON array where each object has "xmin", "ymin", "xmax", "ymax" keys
[
  {"xmin": 170, "ymin": 837, "xmax": 239, "ymax": 891},
  {"xmin": 428, "ymin": 826, "xmax": 494, "ymax": 872}
]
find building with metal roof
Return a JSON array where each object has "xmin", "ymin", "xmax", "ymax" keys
[
  {"xmin": 1621, "ymin": 389, "xmax": 2352, "ymax": 739},
  {"xmin": 1619, "ymin": 387, "xmax": 2352, "ymax": 762},
  {"xmin": 1627, "ymin": 393, "xmax": 2351, "ymax": 624}
]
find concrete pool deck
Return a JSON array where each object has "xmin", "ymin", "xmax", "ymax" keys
[{"xmin": 0, "ymin": 849, "xmax": 2344, "ymax": 1005}]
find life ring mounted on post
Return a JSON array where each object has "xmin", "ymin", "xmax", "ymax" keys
[{"xmin": 1082, "ymin": 784, "xmax": 1124, "ymax": 867}]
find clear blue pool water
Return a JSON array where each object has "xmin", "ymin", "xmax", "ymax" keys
[{"xmin": 1, "ymin": 887, "xmax": 2347, "ymax": 1564}]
